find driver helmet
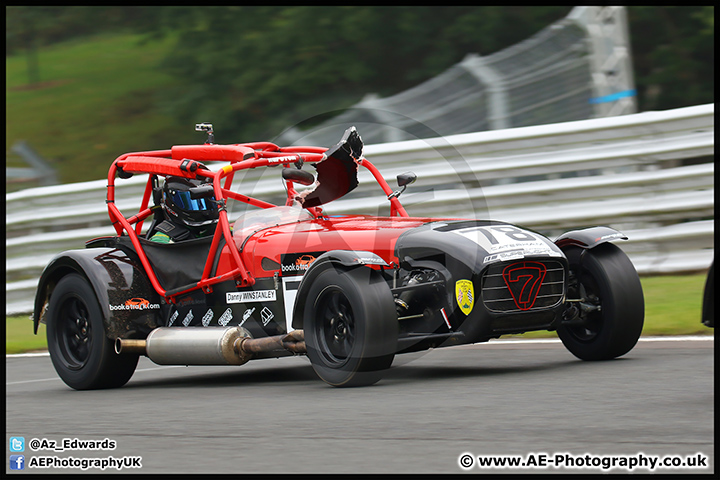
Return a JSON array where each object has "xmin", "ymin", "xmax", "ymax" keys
[{"xmin": 162, "ymin": 176, "xmax": 218, "ymax": 230}]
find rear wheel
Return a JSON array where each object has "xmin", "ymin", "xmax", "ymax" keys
[
  {"xmin": 304, "ymin": 266, "xmax": 397, "ymax": 387},
  {"xmin": 46, "ymin": 274, "xmax": 138, "ymax": 389},
  {"xmin": 558, "ymin": 243, "xmax": 644, "ymax": 360}
]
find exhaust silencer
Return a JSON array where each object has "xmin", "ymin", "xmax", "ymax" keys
[{"xmin": 116, "ymin": 326, "xmax": 252, "ymax": 365}]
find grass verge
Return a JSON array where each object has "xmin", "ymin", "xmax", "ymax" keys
[{"xmin": 6, "ymin": 32, "xmax": 188, "ymax": 187}]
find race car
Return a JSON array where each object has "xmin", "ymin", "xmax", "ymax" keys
[{"xmin": 32, "ymin": 126, "xmax": 645, "ymax": 389}]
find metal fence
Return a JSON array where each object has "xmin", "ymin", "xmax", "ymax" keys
[
  {"xmin": 276, "ymin": 6, "xmax": 636, "ymax": 147},
  {"xmin": 6, "ymin": 103, "xmax": 714, "ymax": 315}
]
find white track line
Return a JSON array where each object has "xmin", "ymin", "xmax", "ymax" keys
[
  {"xmin": 6, "ymin": 365, "xmax": 188, "ymax": 386},
  {"xmin": 485, "ymin": 335, "xmax": 714, "ymax": 345}
]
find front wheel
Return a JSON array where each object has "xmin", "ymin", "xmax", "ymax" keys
[
  {"xmin": 304, "ymin": 266, "xmax": 398, "ymax": 387},
  {"xmin": 46, "ymin": 273, "xmax": 138, "ymax": 389},
  {"xmin": 558, "ymin": 243, "xmax": 644, "ymax": 360}
]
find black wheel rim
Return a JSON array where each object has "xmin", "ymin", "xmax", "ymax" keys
[
  {"xmin": 566, "ymin": 269, "xmax": 602, "ymax": 342},
  {"xmin": 56, "ymin": 295, "xmax": 92, "ymax": 370},
  {"xmin": 315, "ymin": 287, "xmax": 356, "ymax": 366}
]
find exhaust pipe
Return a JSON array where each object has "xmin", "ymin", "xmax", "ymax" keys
[
  {"xmin": 235, "ymin": 329, "xmax": 305, "ymax": 356},
  {"xmin": 115, "ymin": 327, "xmax": 306, "ymax": 365},
  {"xmin": 115, "ymin": 327, "xmax": 252, "ymax": 365}
]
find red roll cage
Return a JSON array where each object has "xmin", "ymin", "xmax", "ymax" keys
[{"xmin": 104, "ymin": 137, "xmax": 410, "ymax": 305}]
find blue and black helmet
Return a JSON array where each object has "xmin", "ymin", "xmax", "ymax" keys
[{"xmin": 161, "ymin": 176, "xmax": 218, "ymax": 229}]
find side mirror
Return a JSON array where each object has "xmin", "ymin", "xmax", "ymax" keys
[
  {"xmin": 397, "ymin": 171, "xmax": 417, "ymax": 188},
  {"xmin": 389, "ymin": 171, "xmax": 417, "ymax": 200},
  {"xmin": 282, "ymin": 168, "xmax": 315, "ymax": 186}
]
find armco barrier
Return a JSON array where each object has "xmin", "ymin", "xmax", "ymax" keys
[{"xmin": 5, "ymin": 104, "xmax": 714, "ymax": 315}]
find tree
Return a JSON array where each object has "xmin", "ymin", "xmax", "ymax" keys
[
  {"xmin": 627, "ymin": 6, "xmax": 714, "ymax": 111},
  {"xmin": 135, "ymin": 6, "xmax": 574, "ymax": 140},
  {"xmin": 6, "ymin": 6, "xmax": 713, "ymax": 142},
  {"xmin": 6, "ymin": 7, "xmax": 42, "ymax": 84}
]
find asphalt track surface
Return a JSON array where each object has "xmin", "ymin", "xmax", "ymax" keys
[{"xmin": 6, "ymin": 336, "xmax": 714, "ymax": 474}]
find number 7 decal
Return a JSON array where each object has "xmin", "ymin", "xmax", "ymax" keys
[{"xmin": 502, "ymin": 261, "xmax": 547, "ymax": 310}]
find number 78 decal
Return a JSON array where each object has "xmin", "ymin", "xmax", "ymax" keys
[{"xmin": 502, "ymin": 261, "xmax": 547, "ymax": 310}]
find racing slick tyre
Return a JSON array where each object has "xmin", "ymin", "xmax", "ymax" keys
[
  {"xmin": 304, "ymin": 266, "xmax": 398, "ymax": 387},
  {"xmin": 557, "ymin": 243, "xmax": 644, "ymax": 361},
  {"xmin": 46, "ymin": 273, "xmax": 138, "ymax": 390}
]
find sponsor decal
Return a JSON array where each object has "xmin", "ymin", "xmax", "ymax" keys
[
  {"xmin": 239, "ymin": 307, "xmax": 256, "ymax": 327},
  {"xmin": 168, "ymin": 310, "xmax": 179, "ymax": 327},
  {"xmin": 109, "ymin": 298, "xmax": 160, "ymax": 311},
  {"xmin": 455, "ymin": 280, "xmax": 475, "ymax": 316},
  {"xmin": 261, "ymin": 307, "xmax": 274, "ymax": 326},
  {"xmin": 182, "ymin": 309, "xmax": 194, "ymax": 327},
  {"xmin": 502, "ymin": 261, "xmax": 547, "ymax": 311},
  {"xmin": 218, "ymin": 308, "xmax": 233, "ymax": 326},
  {"xmin": 483, "ymin": 247, "xmax": 562, "ymax": 264},
  {"xmin": 280, "ymin": 252, "xmax": 323, "ymax": 276},
  {"xmin": 174, "ymin": 294, "xmax": 205, "ymax": 307},
  {"xmin": 596, "ymin": 232, "xmax": 625, "ymax": 241},
  {"xmin": 201, "ymin": 309, "xmax": 214, "ymax": 327},
  {"xmin": 352, "ymin": 252, "xmax": 388, "ymax": 265},
  {"xmin": 226, "ymin": 290, "xmax": 277, "ymax": 303},
  {"xmin": 267, "ymin": 155, "xmax": 300, "ymax": 164},
  {"xmin": 483, "ymin": 250, "xmax": 526, "ymax": 264}
]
